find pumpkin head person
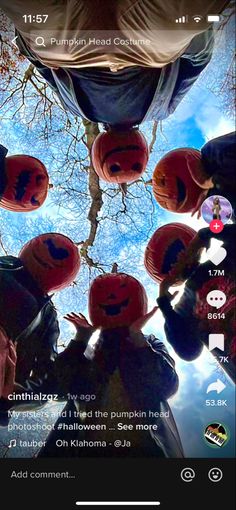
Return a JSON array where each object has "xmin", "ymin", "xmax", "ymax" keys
[
  {"xmin": 19, "ymin": 233, "xmax": 81, "ymax": 294},
  {"xmin": 88, "ymin": 264, "xmax": 149, "ymax": 330},
  {"xmin": 91, "ymin": 127, "xmax": 149, "ymax": 184},
  {"xmin": 63, "ymin": 263, "xmax": 158, "ymax": 349},
  {"xmin": 144, "ymin": 223, "xmax": 197, "ymax": 285},
  {"xmin": 63, "ymin": 264, "xmax": 158, "ymax": 356},
  {"xmin": 0, "ymin": 233, "xmax": 81, "ymax": 418},
  {"xmin": 45, "ymin": 264, "xmax": 184, "ymax": 459},
  {"xmin": 0, "ymin": 145, "xmax": 50, "ymax": 212},
  {"xmin": 151, "ymin": 148, "xmax": 203, "ymax": 213},
  {"xmin": 157, "ymin": 224, "xmax": 236, "ymax": 384},
  {"xmin": 0, "ymin": 233, "xmax": 81, "ymax": 337},
  {"xmin": 151, "ymin": 133, "xmax": 236, "ymax": 217}
]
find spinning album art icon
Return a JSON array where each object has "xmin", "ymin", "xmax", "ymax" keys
[{"xmin": 204, "ymin": 423, "xmax": 229, "ymax": 448}]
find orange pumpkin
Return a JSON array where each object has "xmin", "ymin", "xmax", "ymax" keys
[
  {"xmin": 152, "ymin": 148, "xmax": 203, "ymax": 213},
  {"xmin": 91, "ymin": 129, "xmax": 149, "ymax": 184},
  {"xmin": 144, "ymin": 222, "xmax": 197, "ymax": 285},
  {"xmin": 19, "ymin": 233, "xmax": 80, "ymax": 293},
  {"xmin": 0, "ymin": 145, "xmax": 49, "ymax": 212},
  {"xmin": 89, "ymin": 271, "xmax": 148, "ymax": 329}
]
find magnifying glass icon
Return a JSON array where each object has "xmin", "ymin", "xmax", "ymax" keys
[{"xmin": 35, "ymin": 36, "xmax": 46, "ymax": 47}]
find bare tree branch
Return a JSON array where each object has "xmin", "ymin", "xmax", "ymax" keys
[
  {"xmin": 149, "ymin": 121, "xmax": 158, "ymax": 153},
  {"xmin": 79, "ymin": 119, "xmax": 104, "ymax": 270},
  {"xmin": 0, "ymin": 234, "xmax": 8, "ymax": 255}
]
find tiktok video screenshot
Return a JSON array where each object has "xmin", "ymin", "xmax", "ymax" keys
[{"xmin": 0, "ymin": 1, "xmax": 235, "ymax": 509}]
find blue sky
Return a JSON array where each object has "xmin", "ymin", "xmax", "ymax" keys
[{"xmin": 0, "ymin": 15, "xmax": 235, "ymax": 458}]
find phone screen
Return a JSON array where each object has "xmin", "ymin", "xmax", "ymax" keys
[{"xmin": 0, "ymin": 1, "xmax": 235, "ymax": 509}]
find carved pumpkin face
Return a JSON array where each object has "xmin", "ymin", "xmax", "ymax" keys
[
  {"xmin": 144, "ymin": 222, "xmax": 196, "ymax": 285},
  {"xmin": 89, "ymin": 272, "xmax": 148, "ymax": 329},
  {"xmin": 0, "ymin": 151, "xmax": 49, "ymax": 212},
  {"xmin": 152, "ymin": 148, "xmax": 202, "ymax": 213},
  {"xmin": 19, "ymin": 233, "xmax": 80, "ymax": 293},
  {"xmin": 91, "ymin": 129, "xmax": 149, "ymax": 184}
]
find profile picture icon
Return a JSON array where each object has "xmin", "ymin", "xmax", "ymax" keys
[{"xmin": 201, "ymin": 195, "xmax": 232, "ymax": 225}]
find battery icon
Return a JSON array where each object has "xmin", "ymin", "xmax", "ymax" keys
[{"xmin": 207, "ymin": 15, "xmax": 220, "ymax": 22}]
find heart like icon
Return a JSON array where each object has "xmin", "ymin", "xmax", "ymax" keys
[{"xmin": 207, "ymin": 246, "xmax": 227, "ymax": 266}]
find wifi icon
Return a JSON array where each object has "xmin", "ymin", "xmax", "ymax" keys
[{"xmin": 192, "ymin": 15, "xmax": 203, "ymax": 23}]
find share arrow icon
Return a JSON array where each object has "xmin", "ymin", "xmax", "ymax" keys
[{"xmin": 206, "ymin": 379, "xmax": 226, "ymax": 394}]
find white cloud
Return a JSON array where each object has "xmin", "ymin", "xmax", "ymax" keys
[{"xmin": 196, "ymin": 107, "xmax": 235, "ymax": 142}]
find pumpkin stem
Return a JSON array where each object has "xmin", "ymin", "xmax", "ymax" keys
[
  {"xmin": 119, "ymin": 183, "xmax": 127, "ymax": 196},
  {"xmin": 111, "ymin": 262, "xmax": 118, "ymax": 273},
  {"xmin": 144, "ymin": 179, "xmax": 152, "ymax": 186}
]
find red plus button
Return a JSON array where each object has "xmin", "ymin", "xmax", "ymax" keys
[{"xmin": 209, "ymin": 220, "xmax": 224, "ymax": 233}]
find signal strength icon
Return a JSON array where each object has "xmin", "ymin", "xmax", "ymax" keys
[
  {"xmin": 175, "ymin": 15, "xmax": 188, "ymax": 23},
  {"xmin": 192, "ymin": 15, "xmax": 203, "ymax": 23}
]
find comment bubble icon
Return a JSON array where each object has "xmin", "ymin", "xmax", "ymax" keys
[{"xmin": 206, "ymin": 290, "xmax": 226, "ymax": 309}]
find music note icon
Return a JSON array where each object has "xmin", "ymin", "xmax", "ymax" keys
[{"xmin": 8, "ymin": 439, "xmax": 17, "ymax": 448}]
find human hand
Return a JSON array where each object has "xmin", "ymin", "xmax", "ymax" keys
[
  {"xmin": 166, "ymin": 234, "xmax": 204, "ymax": 284},
  {"xmin": 159, "ymin": 278, "xmax": 180, "ymax": 300},
  {"xmin": 186, "ymin": 153, "xmax": 214, "ymax": 190},
  {"xmin": 127, "ymin": 307, "xmax": 159, "ymax": 348},
  {"xmin": 130, "ymin": 306, "xmax": 159, "ymax": 333},
  {"xmin": 64, "ymin": 312, "xmax": 96, "ymax": 343},
  {"xmin": 185, "ymin": 152, "xmax": 211, "ymax": 218},
  {"xmin": 190, "ymin": 189, "xmax": 208, "ymax": 218}
]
